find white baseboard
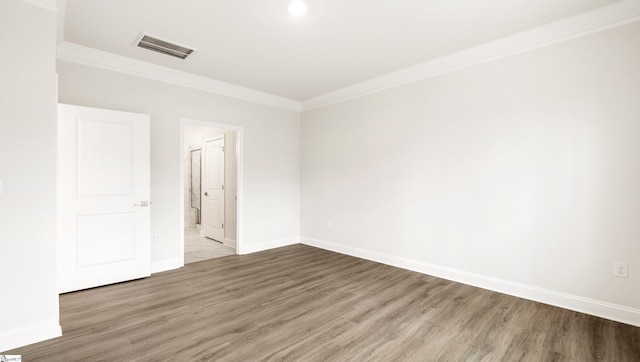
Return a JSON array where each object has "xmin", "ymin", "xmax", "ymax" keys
[
  {"xmin": 223, "ymin": 238, "xmax": 236, "ymax": 249},
  {"xmin": 151, "ymin": 258, "xmax": 182, "ymax": 274},
  {"xmin": 0, "ymin": 319, "xmax": 62, "ymax": 352},
  {"xmin": 301, "ymin": 236, "xmax": 640, "ymax": 327},
  {"xmin": 239, "ymin": 236, "xmax": 300, "ymax": 255}
]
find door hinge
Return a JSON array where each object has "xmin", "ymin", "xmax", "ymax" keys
[
  {"xmin": 222, "ymin": 184, "xmax": 224, "ymax": 190},
  {"xmin": 221, "ymin": 146, "xmax": 224, "ymax": 152},
  {"xmin": 222, "ymin": 223, "xmax": 224, "ymax": 229}
]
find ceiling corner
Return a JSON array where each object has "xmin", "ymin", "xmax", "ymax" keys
[{"xmin": 300, "ymin": 0, "xmax": 640, "ymax": 111}]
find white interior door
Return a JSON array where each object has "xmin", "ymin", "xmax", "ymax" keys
[
  {"xmin": 57, "ymin": 104, "xmax": 150, "ymax": 293},
  {"xmin": 203, "ymin": 137, "xmax": 225, "ymax": 242}
]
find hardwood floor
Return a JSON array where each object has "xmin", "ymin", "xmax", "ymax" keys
[{"xmin": 5, "ymin": 245, "xmax": 640, "ymax": 361}]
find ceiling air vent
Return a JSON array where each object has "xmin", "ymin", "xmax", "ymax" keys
[{"xmin": 135, "ymin": 33, "xmax": 197, "ymax": 60}]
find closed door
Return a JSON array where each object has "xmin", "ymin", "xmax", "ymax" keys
[
  {"xmin": 203, "ymin": 137, "xmax": 225, "ymax": 242},
  {"xmin": 57, "ymin": 104, "xmax": 151, "ymax": 293}
]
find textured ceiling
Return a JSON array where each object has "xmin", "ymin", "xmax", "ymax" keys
[{"xmin": 63, "ymin": 0, "xmax": 619, "ymax": 101}]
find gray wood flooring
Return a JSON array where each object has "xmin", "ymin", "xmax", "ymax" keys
[{"xmin": 5, "ymin": 244, "xmax": 640, "ymax": 361}]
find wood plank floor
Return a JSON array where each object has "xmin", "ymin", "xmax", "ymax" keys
[{"xmin": 5, "ymin": 244, "xmax": 640, "ymax": 361}]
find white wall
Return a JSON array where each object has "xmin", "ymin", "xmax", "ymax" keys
[
  {"xmin": 0, "ymin": 0, "xmax": 61, "ymax": 351},
  {"xmin": 57, "ymin": 61, "xmax": 300, "ymax": 269},
  {"xmin": 301, "ymin": 22, "xmax": 640, "ymax": 325}
]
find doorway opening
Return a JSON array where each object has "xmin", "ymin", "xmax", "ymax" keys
[{"xmin": 180, "ymin": 119, "xmax": 243, "ymax": 265}]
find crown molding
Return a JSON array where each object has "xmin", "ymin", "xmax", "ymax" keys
[
  {"xmin": 56, "ymin": 1, "xmax": 640, "ymax": 113},
  {"xmin": 20, "ymin": 0, "xmax": 57, "ymax": 12},
  {"xmin": 301, "ymin": 0, "xmax": 640, "ymax": 111},
  {"xmin": 57, "ymin": 42, "xmax": 302, "ymax": 112}
]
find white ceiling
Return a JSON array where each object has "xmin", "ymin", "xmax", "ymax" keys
[{"xmin": 62, "ymin": 0, "xmax": 619, "ymax": 101}]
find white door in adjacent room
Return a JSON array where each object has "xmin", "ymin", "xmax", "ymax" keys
[
  {"xmin": 203, "ymin": 136, "xmax": 225, "ymax": 242},
  {"xmin": 57, "ymin": 104, "xmax": 151, "ymax": 293}
]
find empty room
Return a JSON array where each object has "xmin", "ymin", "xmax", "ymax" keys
[{"xmin": 1, "ymin": 0, "xmax": 640, "ymax": 360}]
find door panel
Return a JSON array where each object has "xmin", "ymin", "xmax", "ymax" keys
[
  {"xmin": 77, "ymin": 120, "xmax": 133, "ymax": 196},
  {"xmin": 58, "ymin": 104, "xmax": 150, "ymax": 293},
  {"xmin": 77, "ymin": 213, "xmax": 135, "ymax": 267},
  {"xmin": 204, "ymin": 137, "xmax": 225, "ymax": 242},
  {"xmin": 205, "ymin": 198, "xmax": 222, "ymax": 228}
]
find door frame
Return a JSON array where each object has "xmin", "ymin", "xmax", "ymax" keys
[{"xmin": 179, "ymin": 118, "xmax": 244, "ymax": 267}]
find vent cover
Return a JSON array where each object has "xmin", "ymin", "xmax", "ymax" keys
[{"xmin": 135, "ymin": 33, "xmax": 197, "ymax": 60}]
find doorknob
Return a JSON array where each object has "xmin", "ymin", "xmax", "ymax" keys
[{"xmin": 204, "ymin": 192, "xmax": 208, "ymax": 196}]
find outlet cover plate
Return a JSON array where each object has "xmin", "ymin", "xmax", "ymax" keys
[{"xmin": 614, "ymin": 262, "xmax": 629, "ymax": 278}]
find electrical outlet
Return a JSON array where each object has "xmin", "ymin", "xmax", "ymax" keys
[
  {"xmin": 614, "ymin": 262, "xmax": 628, "ymax": 278},
  {"xmin": 154, "ymin": 234, "xmax": 161, "ymax": 245}
]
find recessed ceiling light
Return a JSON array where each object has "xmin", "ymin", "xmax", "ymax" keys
[{"xmin": 288, "ymin": 0, "xmax": 308, "ymax": 17}]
